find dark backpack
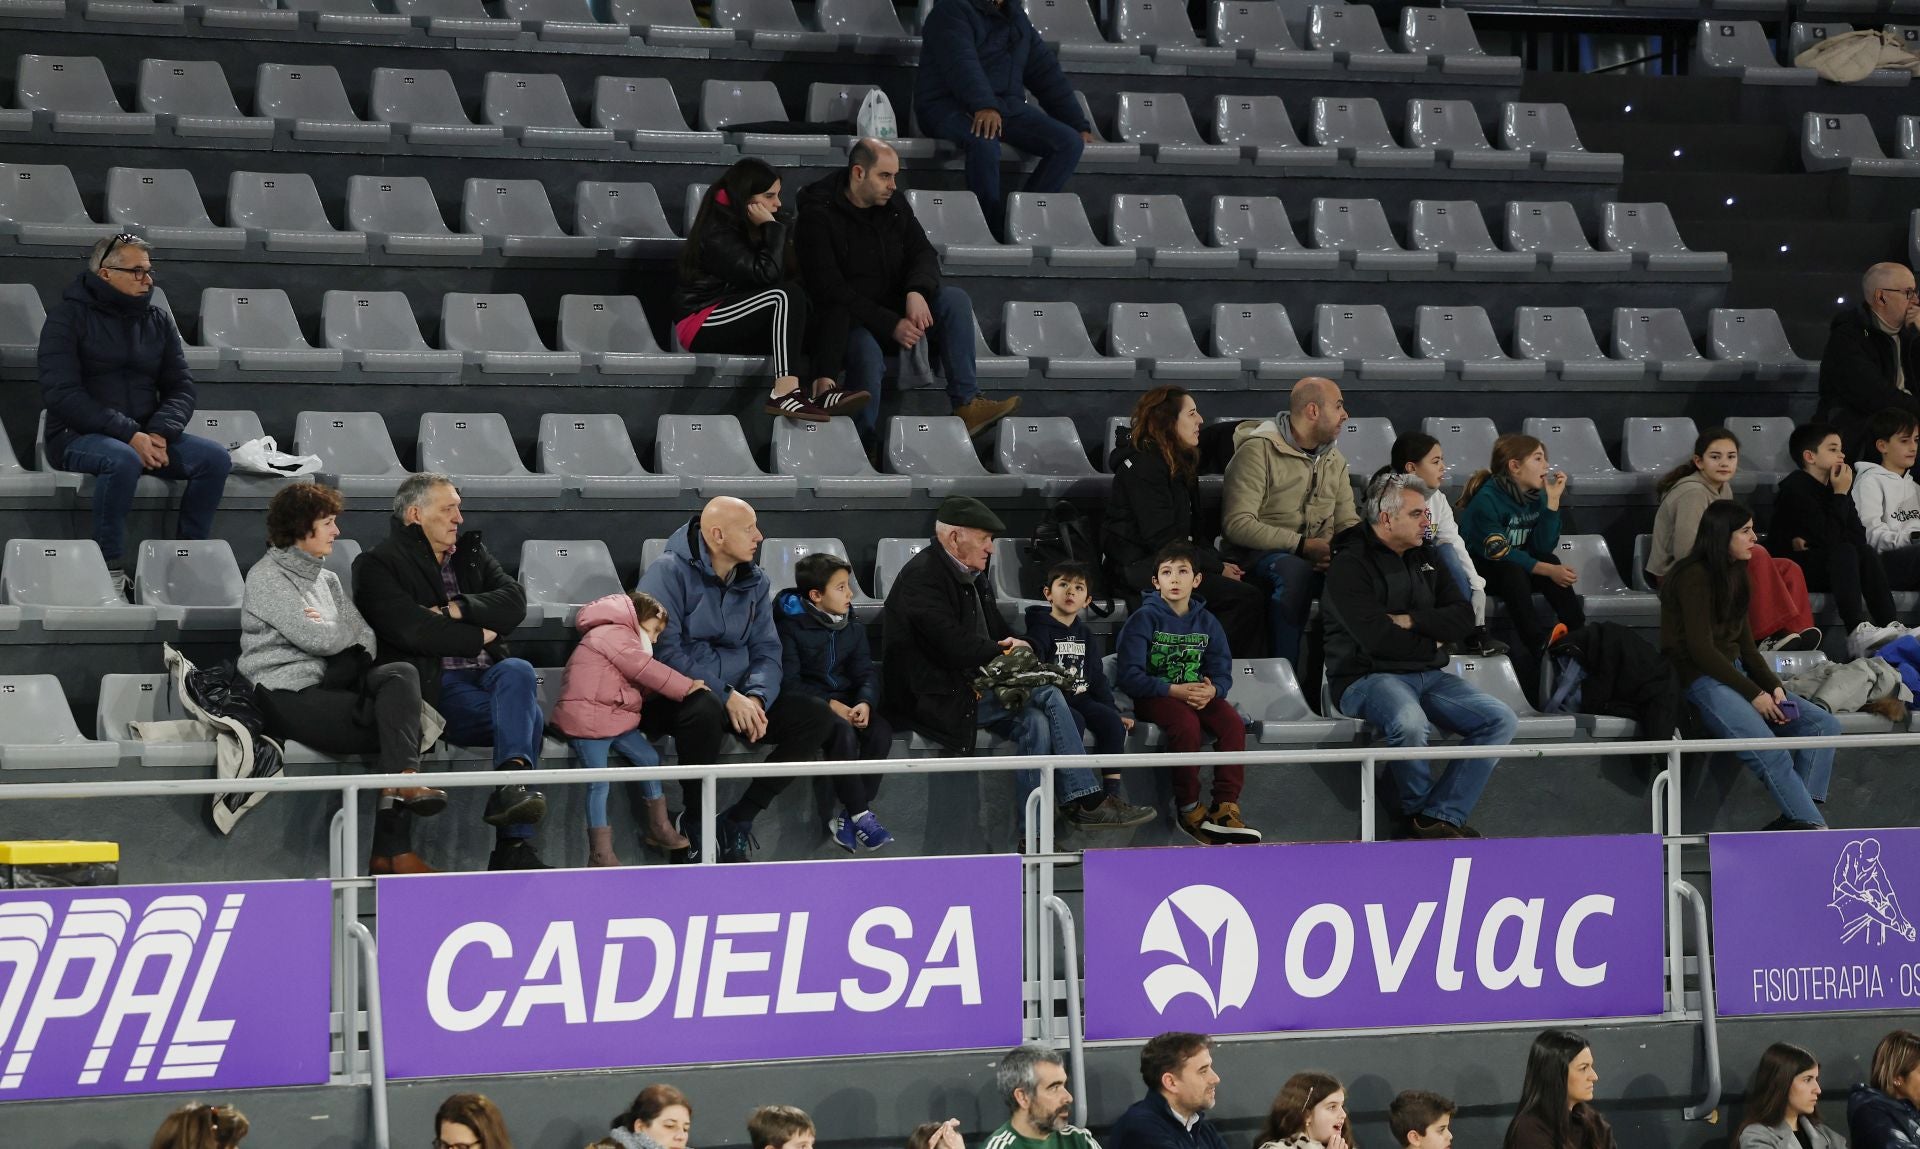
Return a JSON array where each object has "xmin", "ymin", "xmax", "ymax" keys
[{"xmin": 1030, "ymin": 499, "xmax": 1115, "ymax": 618}]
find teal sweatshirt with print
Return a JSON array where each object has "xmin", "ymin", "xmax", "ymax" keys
[{"xmin": 1456, "ymin": 477, "xmax": 1562, "ymax": 570}]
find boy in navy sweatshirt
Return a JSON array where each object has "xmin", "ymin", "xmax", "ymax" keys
[
  {"xmin": 1115, "ymin": 543, "xmax": 1262, "ymax": 845},
  {"xmin": 1024, "ymin": 560, "xmax": 1134, "ymax": 800}
]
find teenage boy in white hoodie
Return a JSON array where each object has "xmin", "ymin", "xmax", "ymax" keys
[{"xmin": 1852, "ymin": 407, "xmax": 1920, "ymax": 589}]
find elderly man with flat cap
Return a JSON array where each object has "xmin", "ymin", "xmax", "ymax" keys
[{"xmin": 882, "ymin": 496, "xmax": 1155, "ymax": 835}]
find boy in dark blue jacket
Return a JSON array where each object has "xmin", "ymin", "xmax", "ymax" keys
[
  {"xmin": 774, "ymin": 552, "xmax": 892, "ymax": 852},
  {"xmin": 1023, "ymin": 560, "xmax": 1134, "ymax": 800}
]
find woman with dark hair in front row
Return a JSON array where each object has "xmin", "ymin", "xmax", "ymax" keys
[
  {"xmin": 438, "ymin": 1093, "xmax": 515, "ymax": 1149},
  {"xmin": 590, "ymin": 1084, "xmax": 693, "ymax": 1149},
  {"xmin": 673, "ymin": 158, "xmax": 865, "ymax": 423},
  {"xmin": 1738, "ymin": 1042, "xmax": 1846, "ymax": 1149},
  {"xmin": 1849, "ymin": 1030, "xmax": 1920, "ymax": 1149},
  {"xmin": 1503, "ymin": 1030, "xmax": 1614, "ymax": 1149},
  {"xmin": 1659, "ymin": 499, "xmax": 1843, "ymax": 831},
  {"xmin": 150, "ymin": 1101, "xmax": 248, "ymax": 1149}
]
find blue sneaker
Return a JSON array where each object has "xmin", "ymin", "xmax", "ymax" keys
[
  {"xmin": 850, "ymin": 810, "xmax": 894, "ymax": 852},
  {"xmin": 716, "ymin": 816, "xmax": 757, "ymax": 864},
  {"xmin": 829, "ymin": 815, "xmax": 858, "ymax": 854}
]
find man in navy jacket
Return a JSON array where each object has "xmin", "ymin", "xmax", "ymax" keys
[
  {"xmin": 913, "ymin": 0, "xmax": 1095, "ymax": 235},
  {"xmin": 1107, "ymin": 1033, "xmax": 1231, "ymax": 1149}
]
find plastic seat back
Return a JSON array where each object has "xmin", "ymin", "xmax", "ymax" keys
[
  {"xmin": 1404, "ymin": 98, "xmax": 1493, "ymax": 150},
  {"xmin": 254, "ymin": 63, "xmax": 362, "ymax": 121},
  {"xmin": 1212, "ymin": 195, "xmax": 1307, "ymax": 250},
  {"xmin": 1620, "ymin": 416, "xmax": 1700, "ymax": 475},
  {"xmin": 1601, "ymin": 202, "xmax": 1691, "ymax": 255},
  {"xmin": 1513, "ymin": 307, "xmax": 1611, "ymax": 362},
  {"xmin": 442, "ymin": 293, "xmax": 553, "ymax": 352},
  {"xmin": 712, "ymin": 0, "xmax": 810, "ymax": 33},
  {"xmin": 575, "ymin": 182, "xmax": 676, "ymax": 244},
  {"xmin": 1401, "ymin": 6, "xmax": 1484, "ymax": 54},
  {"xmin": 1501, "ymin": 102, "xmax": 1590, "ymax": 152},
  {"xmin": 1312, "ymin": 197, "xmax": 1402, "ymax": 252},
  {"xmin": 17, "ymin": 54, "xmax": 129, "ymax": 115},
  {"xmin": 1108, "ymin": 303, "xmax": 1208, "ymax": 359},
  {"xmin": 293, "ymin": 411, "xmax": 409, "ymax": 478},
  {"xmin": 1420, "ymin": 417, "xmax": 1499, "ymax": 483},
  {"xmin": 105, "ymin": 167, "xmax": 220, "ymax": 230},
  {"xmin": 657, "ymin": 414, "xmax": 764, "ymax": 477},
  {"xmin": 771, "ymin": 417, "xmax": 883, "ymax": 478},
  {"xmin": 1006, "ymin": 192, "xmax": 1104, "ymax": 248},
  {"xmin": 418, "ymin": 412, "xmax": 535, "ymax": 477},
  {"xmin": 1725, "ymin": 416, "xmax": 1796, "ymax": 475},
  {"xmin": 538, "ymin": 413, "xmax": 651, "ymax": 478},
  {"xmin": 135, "ymin": 538, "xmax": 245, "ymax": 609},
  {"xmin": 0, "ymin": 676, "xmax": 115, "ymax": 764},
  {"xmin": 1213, "ymin": 94, "xmax": 1304, "ymax": 147},
  {"xmin": 137, "ymin": 58, "xmax": 249, "ymax": 119},
  {"xmin": 1613, "ymin": 308, "xmax": 1705, "ymax": 363},
  {"xmin": 228, "ymin": 170, "xmax": 337, "ymax": 232},
  {"xmin": 816, "ymin": 0, "xmax": 908, "ymax": 36},
  {"xmin": 4, "ymin": 539, "xmax": 126, "ymax": 608},
  {"xmin": 1552, "ymin": 534, "xmax": 1631, "ymax": 595},
  {"xmin": 183, "ymin": 409, "xmax": 266, "ymax": 451},
  {"xmin": 1708, "ymin": 309, "xmax": 1803, "ymax": 363},
  {"xmin": 519, "ymin": 540, "xmax": 623, "ymax": 610},
  {"xmin": 1110, "ymin": 194, "xmax": 1206, "ymax": 249},
  {"xmin": 996, "ymin": 417, "xmax": 1097, "ymax": 477},
  {"xmin": 594, "ymin": 76, "xmax": 698, "ymax": 133},
  {"xmin": 1115, "ymin": 0, "xmax": 1204, "ymax": 45},
  {"xmin": 463, "ymin": 179, "xmax": 569, "ymax": 239},
  {"xmin": 1407, "ymin": 199, "xmax": 1500, "ymax": 254},
  {"xmin": 1415, "ymin": 306, "xmax": 1510, "ymax": 361},
  {"xmin": 346, "ymin": 176, "xmax": 459, "ymax": 235},
  {"xmin": 873, "ymin": 537, "xmax": 931, "ymax": 596},
  {"xmin": 557, "ymin": 294, "xmax": 669, "ymax": 353},
  {"xmin": 1310, "ymin": 96, "xmax": 1398, "ymax": 148},
  {"xmin": 1027, "ymin": 0, "xmax": 1108, "ymax": 44},
  {"xmin": 0, "ymin": 163, "xmax": 107, "ymax": 229},
  {"xmin": 1310, "ymin": 3, "xmax": 1395, "ymax": 52},
  {"xmin": 1210, "ymin": 0, "xmax": 1299, "ymax": 48},
  {"xmin": 1519, "ymin": 417, "xmax": 1622, "ymax": 479},
  {"xmin": 483, "ymin": 72, "xmax": 589, "ymax": 129},
  {"xmin": 324, "ymin": 290, "xmax": 434, "ymax": 351},
  {"xmin": 1115, "ymin": 91, "xmax": 1206, "ymax": 145},
  {"xmin": 1506, "ymin": 201, "xmax": 1600, "ymax": 255},
  {"xmin": 1315, "ymin": 303, "xmax": 1412, "ymax": 359},
  {"xmin": 1337, "ymin": 417, "xmax": 1397, "ymax": 477},
  {"xmin": 0, "ymin": 285, "xmax": 47, "ymax": 351},
  {"xmin": 1212, "ymin": 302, "xmax": 1309, "ymax": 359},
  {"xmin": 908, "ymin": 188, "xmax": 1002, "ymax": 247},
  {"xmin": 698, "ymin": 79, "xmax": 789, "ymax": 129},
  {"xmin": 199, "ymin": 288, "xmax": 314, "ymax": 350},
  {"xmin": 1002, "ymin": 301, "xmax": 1101, "ymax": 358},
  {"xmin": 370, "ymin": 68, "xmax": 477, "ymax": 127},
  {"xmin": 887, "ymin": 416, "xmax": 996, "ymax": 479}
]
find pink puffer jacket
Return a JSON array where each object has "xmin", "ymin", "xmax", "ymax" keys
[{"xmin": 551, "ymin": 594, "xmax": 699, "ymax": 739}]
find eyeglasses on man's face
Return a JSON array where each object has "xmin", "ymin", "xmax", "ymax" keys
[
  {"xmin": 101, "ymin": 265, "xmax": 155, "ymax": 281},
  {"xmin": 1879, "ymin": 286, "xmax": 1920, "ymax": 301}
]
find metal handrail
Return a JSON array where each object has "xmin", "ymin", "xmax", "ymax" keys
[
  {"xmin": 348, "ymin": 921, "xmax": 390, "ymax": 1149},
  {"xmin": 1672, "ymin": 880, "xmax": 1722, "ymax": 1122},
  {"xmin": 1042, "ymin": 896, "xmax": 1087, "ymax": 1130}
]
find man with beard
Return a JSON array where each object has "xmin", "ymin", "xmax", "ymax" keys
[
  {"xmin": 1107, "ymin": 1033, "xmax": 1230, "ymax": 1149},
  {"xmin": 982, "ymin": 1045, "xmax": 1100, "ymax": 1149}
]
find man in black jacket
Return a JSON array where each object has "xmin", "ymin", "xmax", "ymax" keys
[
  {"xmin": 1322, "ymin": 473, "xmax": 1517, "ymax": 839},
  {"xmin": 881, "ymin": 497, "xmax": 1152, "ymax": 834},
  {"xmin": 355, "ymin": 473, "xmax": 548, "ymax": 871},
  {"xmin": 1820, "ymin": 262, "xmax": 1920, "ymax": 448},
  {"xmin": 797, "ymin": 140, "xmax": 1020, "ymax": 441},
  {"xmin": 1107, "ymin": 1033, "xmax": 1230, "ymax": 1149}
]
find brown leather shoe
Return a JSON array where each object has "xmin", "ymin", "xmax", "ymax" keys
[
  {"xmin": 393, "ymin": 785, "xmax": 449, "ymax": 817},
  {"xmin": 953, "ymin": 395, "xmax": 1020, "ymax": 438},
  {"xmin": 369, "ymin": 852, "xmax": 438, "ymax": 875}
]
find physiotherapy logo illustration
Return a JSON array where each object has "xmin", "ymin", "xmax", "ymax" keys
[
  {"xmin": 1830, "ymin": 837, "xmax": 1916, "ymax": 946},
  {"xmin": 1139, "ymin": 885, "xmax": 1259, "ymax": 1018}
]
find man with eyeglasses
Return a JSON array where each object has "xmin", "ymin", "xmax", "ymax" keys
[
  {"xmin": 1820, "ymin": 262, "xmax": 1920, "ymax": 452},
  {"xmin": 38, "ymin": 234, "xmax": 232, "ymax": 596}
]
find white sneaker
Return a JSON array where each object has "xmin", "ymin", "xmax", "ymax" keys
[
  {"xmin": 107, "ymin": 569, "xmax": 131, "ymax": 601},
  {"xmin": 1847, "ymin": 621, "xmax": 1903, "ymax": 659}
]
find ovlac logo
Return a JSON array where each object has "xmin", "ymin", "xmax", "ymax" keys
[
  {"xmin": 1831, "ymin": 837, "xmax": 1917, "ymax": 945},
  {"xmin": 1139, "ymin": 885, "xmax": 1258, "ymax": 1017}
]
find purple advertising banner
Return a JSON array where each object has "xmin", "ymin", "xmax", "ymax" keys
[
  {"xmin": 0, "ymin": 880, "xmax": 332, "ymax": 1102},
  {"xmin": 376, "ymin": 855, "xmax": 1023, "ymax": 1079},
  {"xmin": 1712, "ymin": 828, "xmax": 1920, "ymax": 1016},
  {"xmin": 1083, "ymin": 836, "xmax": 1665, "ymax": 1039}
]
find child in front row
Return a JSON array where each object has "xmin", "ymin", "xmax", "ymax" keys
[
  {"xmin": 1116, "ymin": 542, "xmax": 1262, "ymax": 846},
  {"xmin": 1852, "ymin": 407, "xmax": 1920, "ymax": 589},
  {"xmin": 1024, "ymin": 559, "xmax": 1135, "ymax": 803},
  {"xmin": 774, "ymin": 552, "xmax": 893, "ymax": 852},
  {"xmin": 749, "ymin": 1107, "xmax": 816, "ymax": 1149},
  {"xmin": 1390, "ymin": 1091, "xmax": 1455, "ymax": 1149},
  {"xmin": 552, "ymin": 591, "xmax": 703, "ymax": 866},
  {"xmin": 1771, "ymin": 421, "xmax": 1908, "ymax": 658}
]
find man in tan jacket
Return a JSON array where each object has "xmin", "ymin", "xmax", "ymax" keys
[{"xmin": 1221, "ymin": 377, "xmax": 1360, "ymax": 663}]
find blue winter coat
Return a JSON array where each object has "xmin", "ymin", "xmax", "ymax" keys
[
  {"xmin": 774, "ymin": 588, "xmax": 879, "ymax": 708},
  {"xmin": 636, "ymin": 516, "xmax": 784, "ymax": 705},
  {"xmin": 1022, "ymin": 604, "xmax": 1117, "ymax": 709},
  {"xmin": 38, "ymin": 272, "xmax": 196, "ymax": 466},
  {"xmin": 914, "ymin": 0, "xmax": 1090, "ymax": 131}
]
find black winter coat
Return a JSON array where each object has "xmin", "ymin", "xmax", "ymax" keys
[
  {"xmin": 672, "ymin": 216, "xmax": 798, "ymax": 319},
  {"xmin": 353, "ymin": 519, "xmax": 526, "ymax": 706},
  {"xmin": 1769, "ymin": 469, "xmax": 1868, "ymax": 557},
  {"xmin": 38, "ymin": 272, "xmax": 196, "ymax": 465},
  {"xmin": 1107, "ymin": 1093, "xmax": 1231, "ymax": 1149},
  {"xmin": 881, "ymin": 542, "xmax": 1009, "ymax": 752},
  {"xmin": 1322, "ymin": 523, "xmax": 1475, "ymax": 707},
  {"xmin": 1819, "ymin": 304, "xmax": 1920, "ymax": 445},
  {"xmin": 1104, "ymin": 435, "xmax": 1227, "ymax": 591},
  {"xmin": 796, "ymin": 170, "xmax": 941, "ymax": 341},
  {"xmin": 913, "ymin": 0, "xmax": 1089, "ymax": 129},
  {"xmin": 1548, "ymin": 621, "xmax": 1679, "ymax": 737},
  {"xmin": 773, "ymin": 588, "xmax": 880, "ymax": 708}
]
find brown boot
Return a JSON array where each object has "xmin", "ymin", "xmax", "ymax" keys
[
  {"xmin": 642, "ymin": 796, "xmax": 689, "ymax": 852},
  {"xmin": 370, "ymin": 851, "xmax": 438, "ymax": 875},
  {"xmin": 587, "ymin": 825, "xmax": 621, "ymax": 867},
  {"xmin": 953, "ymin": 395, "xmax": 1020, "ymax": 438}
]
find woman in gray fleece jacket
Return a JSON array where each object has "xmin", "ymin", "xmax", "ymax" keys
[{"xmin": 239, "ymin": 484, "xmax": 445, "ymax": 873}]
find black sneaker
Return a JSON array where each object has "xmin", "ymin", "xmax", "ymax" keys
[
  {"xmin": 483, "ymin": 783, "xmax": 546, "ymax": 827},
  {"xmin": 717, "ymin": 816, "xmax": 758, "ymax": 863},
  {"xmin": 1761, "ymin": 815, "xmax": 1826, "ymax": 831},
  {"xmin": 1064, "ymin": 795, "xmax": 1156, "ymax": 830},
  {"xmin": 487, "ymin": 839, "xmax": 551, "ymax": 870},
  {"xmin": 1460, "ymin": 629, "xmax": 1509, "ymax": 657}
]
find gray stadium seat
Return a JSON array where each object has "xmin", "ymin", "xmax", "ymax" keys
[
  {"xmin": 994, "ymin": 417, "xmax": 1111, "ymax": 498},
  {"xmin": 1208, "ymin": 0, "xmax": 1338, "ymax": 71},
  {"xmin": 1790, "ymin": 24, "xmax": 1910, "ymax": 85},
  {"xmin": 518, "ymin": 540, "xmax": 623, "ymax": 626},
  {"xmin": 1399, "ymin": 7, "xmax": 1520, "ymax": 77},
  {"xmin": 462, "ymin": 179, "xmax": 599, "ymax": 257},
  {"xmin": 137, "ymin": 59, "xmax": 275, "ymax": 140},
  {"xmin": 1504, "ymin": 202, "xmax": 1631, "ymax": 274},
  {"xmin": 0, "ymin": 675, "xmax": 120, "ymax": 769},
  {"xmin": 183, "ymin": 407, "xmax": 300, "ymax": 499},
  {"xmin": 885, "ymin": 416, "xmax": 1029, "ymax": 497},
  {"xmin": 1115, "ymin": 92, "xmax": 1240, "ymax": 164},
  {"xmin": 1414, "ymin": 306, "xmax": 1545, "ymax": 381},
  {"xmin": 574, "ymin": 182, "xmax": 680, "ymax": 259},
  {"xmin": 771, "ymin": 418, "xmax": 913, "ymax": 497},
  {"xmin": 502, "ymin": 0, "xmax": 630, "ymax": 42},
  {"xmin": 1211, "ymin": 195, "xmax": 1339, "ymax": 270},
  {"xmin": 1232, "ymin": 658, "xmax": 1359, "ymax": 743},
  {"xmin": 1213, "ymin": 302, "xmax": 1336, "ymax": 379},
  {"xmin": 227, "ymin": 170, "xmax": 369, "ymax": 253},
  {"xmin": 1337, "ymin": 416, "xmax": 1397, "ymax": 477},
  {"xmin": 1212, "ymin": 95, "xmax": 1339, "ymax": 168},
  {"xmin": 1513, "ymin": 307, "xmax": 1645, "ymax": 381},
  {"xmin": 987, "ymin": 537, "xmax": 1050, "ymax": 625},
  {"xmin": 369, "ymin": 68, "xmax": 508, "ymax": 145},
  {"xmin": 1316, "ymin": 304, "xmax": 1443, "ymax": 380},
  {"xmin": 711, "ymin": 0, "xmax": 844, "ymax": 51},
  {"xmin": 537, "ymin": 413, "xmax": 681, "ymax": 498},
  {"xmin": 1407, "ymin": 200, "xmax": 1535, "ymax": 272},
  {"xmin": 346, "ymin": 176, "xmax": 486, "ymax": 257},
  {"xmin": 1768, "ymin": 651, "xmax": 1901, "ymax": 733},
  {"xmin": 1613, "ymin": 308, "xmax": 1740, "ymax": 381},
  {"xmin": 639, "ymin": 537, "xmax": 669, "ymax": 572},
  {"xmin": 656, "ymin": 414, "xmax": 800, "ymax": 497},
  {"xmin": 1444, "ymin": 654, "xmax": 1578, "ymax": 739},
  {"xmin": 1501, "ymin": 103, "xmax": 1623, "ymax": 175},
  {"xmin": 254, "ymin": 63, "xmax": 391, "ymax": 143},
  {"xmin": 417, "ymin": 412, "xmax": 565, "ymax": 497},
  {"xmin": 873, "ymin": 537, "xmax": 930, "ymax": 596},
  {"xmin": 200, "ymin": 288, "xmax": 345, "ymax": 371},
  {"xmin": 1621, "ymin": 416, "xmax": 1699, "ymax": 478},
  {"xmin": 1693, "ymin": 20, "xmax": 1814, "ymax": 85},
  {"xmin": 908, "ymin": 189, "xmax": 1035, "ymax": 267},
  {"xmin": 1108, "ymin": 303, "xmax": 1240, "ymax": 381},
  {"xmin": 1521, "ymin": 417, "xmax": 1639, "ymax": 495},
  {"xmin": 3, "ymin": 539, "xmax": 160, "ymax": 631},
  {"xmin": 610, "ymin": 0, "xmax": 740, "ymax": 45},
  {"xmin": 1003, "ymin": 301, "xmax": 1137, "ymax": 378},
  {"xmin": 200, "ymin": 0, "xmax": 299, "ymax": 30},
  {"xmin": 807, "ymin": 83, "xmax": 932, "ymax": 155},
  {"xmin": 557, "ymin": 294, "xmax": 696, "ymax": 374},
  {"xmin": 1601, "ymin": 202, "xmax": 1728, "ymax": 272},
  {"xmin": 760, "ymin": 538, "xmax": 884, "ymax": 620},
  {"xmin": 1802, "ymin": 112, "xmax": 1920, "ymax": 175},
  {"xmin": 0, "ymin": 285, "xmax": 46, "ymax": 366},
  {"xmin": 1112, "ymin": 0, "xmax": 1237, "ymax": 64},
  {"xmin": 594, "ymin": 77, "xmax": 727, "ymax": 154},
  {"xmin": 134, "ymin": 538, "xmax": 245, "ymax": 628},
  {"xmin": 1310, "ymin": 3, "xmax": 1426, "ymax": 72},
  {"xmin": 1903, "ymin": 115, "xmax": 1920, "ymax": 162},
  {"xmin": 442, "ymin": 293, "xmax": 584, "ymax": 373},
  {"xmin": 814, "ymin": 0, "xmax": 919, "ymax": 52},
  {"xmin": 1026, "ymin": 0, "xmax": 1140, "ymax": 60},
  {"xmin": 1310, "ymin": 97, "xmax": 1436, "ymax": 168},
  {"xmin": 1420, "ymin": 417, "xmax": 1497, "ymax": 485},
  {"xmin": 392, "ymin": 0, "xmax": 524, "ymax": 37},
  {"xmin": 323, "ymin": 290, "xmax": 465, "ymax": 372},
  {"xmin": 1006, "ymin": 192, "xmax": 1138, "ymax": 269},
  {"xmin": 1553, "ymin": 534, "xmax": 1657, "ymax": 620},
  {"xmin": 1109, "ymin": 194, "xmax": 1238, "ymax": 269},
  {"xmin": 301, "ymin": 0, "xmax": 415, "ymax": 35},
  {"xmin": 1708, "ymin": 309, "xmax": 1817, "ymax": 380},
  {"xmin": 1723, "ymin": 415, "xmax": 1795, "ymax": 480},
  {"xmin": 294, "ymin": 411, "xmax": 412, "ymax": 495},
  {"xmin": 1311, "ymin": 197, "xmax": 1439, "ymax": 272},
  {"xmin": 1064, "ymin": 89, "xmax": 1146, "ymax": 164},
  {"xmin": 17, "ymin": 54, "xmax": 157, "ymax": 135},
  {"xmin": 104, "ymin": 167, "xmax": 247, "ymax": 251},
  {"xmin": 698, "ymin": 80, "xmax": 833, "ymax": 155},
  {"xmin": 146, "ymin": 287, "xmax": 220, "ymax": 373},
  {"xmin": 97, "ymin": 673, "xmax": 214, "ymax": 767},
  {"xmin": 1630, "ymin": 533, "xmax": 1654, "ymax": 592},
  {"xmin": 483, "ymin": 72, "xmax": 618, "ymax": 148},
  {"xmin": 1404, "ymin": 99, "xmax": 1530, "ymax": 171},
  {"xmin": 0, "ymin": 411, "xmax": 55, "ymax": 497},
  {"xmin": 972, "ymin": 311, "xmax": 1032, "ymax": 379},
  {"xmin": 0, "ymin": 163, "xmax": 119, "ymax": 245}
]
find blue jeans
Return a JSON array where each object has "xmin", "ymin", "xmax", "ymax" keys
[
  {"xmin": 1684, "ymin": 672, "xmax": 1840, "ymax": 824},
  {"xmin": 922, "ymin": 104, "xmax": 1086, "ymax": 235},
  {"xmin": 1068, "ymin": 696, "xmax": 1129, "ymax": 756},
  {"xmin": 977, "ymin": 684, "xmax": 1101, "ymax": 805},
  {"xmin": 1251, "ymin": 550, "xmax": 1321, "ymax": 665},
  {"xmin": 844, "ymin": 284, "xmax": 980, "ymax": 429},
  {"xmin": 1341, "ymin": 669, "xmax": 1518, "ymax": 825},
  {"xmin": 55, "ymin": 431, "xmax": 232, "ymax": 564},
  {"xmin": 441, "ymin": 659, "xmax": 545, "ymax": 838},
  {"xmin": 571, "ymin": 729, "xmax": 663, "ymax": 829}
]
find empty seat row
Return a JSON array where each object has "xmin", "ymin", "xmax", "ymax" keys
[
  {"xmin": 1802, "ymin": 111, "xmax": 1920, "ymax": 175},
  {"xmin": 1699, "ymin": 22, "xmax": 1920, "ymax": 85}
]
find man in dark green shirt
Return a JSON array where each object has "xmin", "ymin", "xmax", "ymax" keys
[{"xmin": 981, "ymin": 1044, "xmax": 1102, "ymax": 1149}]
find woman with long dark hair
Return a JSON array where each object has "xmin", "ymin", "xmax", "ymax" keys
[
  {"xmin": 672, "ymin": 159, "xmax": 862, "ymax": 422},
  {"xmin": 436, "ymin": 1093, "xmax": 514, "ymax": 1149},
  {"xmin": 1502, "ymin": 1030, "xmax": 1614, "ymax": 1149},
  {"xmin": 1849, "ymin": 1030, "xmax": 1920, "ymax": 1149},
  {"xmin": 1661, "ymin": 500, "xmax": 1842, "ymax": 830},
  {"xmin": 150, "ymin": 1102, "xmax": 249, "ymax": 1149},
  {"xmin": 1104, "ymin": 385, "xmax": 1266, "ymax": 656},
  {"xmin": 589, "ymin": 1083, "xmax": 692, "ymax": 1149},
  {"xmin": 1738, "ymin": 1042, "xmax": 1845, "ymax": 1149}
]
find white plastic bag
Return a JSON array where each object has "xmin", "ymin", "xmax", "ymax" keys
[
  {"xmin": 856, "ymin": 88, "xmax": 898, "ymax": 140},
  {"xmin": 229, "ymin": 435, "xmax": 322, "ymax": 476}
]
